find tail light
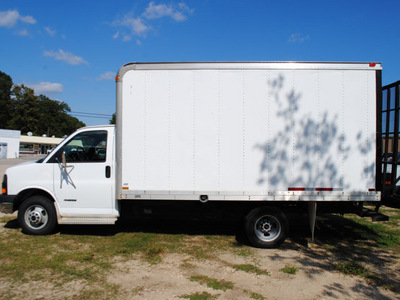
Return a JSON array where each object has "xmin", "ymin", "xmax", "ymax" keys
[{"xmin": 2, "ymin": 175, "xmax": 7, "ymax": 195}]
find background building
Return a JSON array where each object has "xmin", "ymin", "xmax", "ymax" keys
[
  {"xmin": 20, "ymin": 135, "xmax": 64, "ymax": 155},
  {"xmin": 0, "ymin": 129, "xmax": 64, "ymax": 158},
  {"xmin": 0, "ymin": 129, "xmax": 21, "ymax": 159}
]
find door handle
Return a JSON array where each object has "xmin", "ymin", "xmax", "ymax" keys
[{"xmin": 105, "ymin": 166, "xmax": 111, "ymax": 178}]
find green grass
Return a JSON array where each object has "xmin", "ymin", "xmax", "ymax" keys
[
  {"xmin": 0, "ymin": 217, "xmax": 239, "ymax": 298},
  {"xmin": 279, "ymin": 265, "xmax": 297, "ymax": 275},
  {"xmin": 312, "ymin": 210, "xmax": 400, "ymax": 294},
  {"xmin": 233, "ymin": 264, "xmax": 270, "ymax": 276},
  {"xmin": 250, "ymin": 292, "xmax": 266, "ymax": 300},
  {"xmin": 0, "ymin": 216, "xmax": 16, "ymax": 223},
  {"xmin": 1, "ymin": 206, "xmax": 400, "ymax": 297},
  {"xmin": 180, "ymin": 292, "xmax": 219, "ymax": 300},
  {"xmin": 231, "ymin": 242, "xmax": 253, "ymax": 257},
  {"xmin": 190, "ymin": 275, "xmax": 234, "ymax": 291},
  {"xmin": 244, "ymin": 289, "xmax": 266, "ymax": 300},
  {"xmin": 335, "ymin": 261, "xmax": 368, "ymax": 277}
]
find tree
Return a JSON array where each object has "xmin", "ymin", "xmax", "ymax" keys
[
  {"xmin": 8, "ymin": 85, "xmax": 85, "ymax": 136},
  {"xmin": 9, "ymin": 85, "xmax": 40, "ymax": 134},
  {"xmin": 0, "ymin": 71, "xmax": 13, "ymax": 128},
  {"xmin": 1, "ymin": 71, "xmax": 86, "ymax": 137},
  {"xmin": 36, "ymin": 94, "xmax": 84, "ymax": 137},
  {"xmin": 109, "ymin": 113, "xmax": 116, "ymax": 125}
]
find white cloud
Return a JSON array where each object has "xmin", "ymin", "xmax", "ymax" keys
[
  {"xmin": 44, "ymin": 26, "xmax": 56, "ymax": 36},
  {"xmin": 19, "ymin": 15, "xmax": 36, "ymax": 24},
  {"xmin": 0, "ymin": 10, "xmax": 36, "ymax": 28},
  {"xmin": 143, "ymin": 2, "xmax": 192, "ymax": 21},
  {"xmin": 113, "ymin": 31, "xmax": 120, "ymax": 39},
  {"xmin": 288, "ymin": 33, "xmax": 310, "ymax": 43},
  {"xmin": 113, "ymin": 2, "xmax": 193, "ymax": 42},
  {"xmin": 115, "ymin": 15, "xmax": 149, "ymax": 36},
  {"xmin": 112, "ymin": 15, "xmax": 149, "ymax": 42},
  {"xmin": 15, "ymin": 29, "xmax": 29, "ymax": 37},
  {"xmin": 27, "ymin": 82, "xmax": 64, "ymax": 94},
  {"xmin": 122, "ymin": 34, "xmax": 132, "ymax": 42},
  {"xmin": 43, "ymin": 49, "xmax": 89, "ymax": 65},
  {"xmin": 97, "ymin": 71, "xmax": 115, "ymax": 81}
]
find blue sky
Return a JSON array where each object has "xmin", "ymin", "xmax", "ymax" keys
[{"xmin": 1, "ymin": 0, "xmax": 399, "ymax": 127}]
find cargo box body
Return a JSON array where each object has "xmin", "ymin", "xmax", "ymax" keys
[{"xmin": 116, "ymin": 62, "xmax": 382, "ymax": 202}]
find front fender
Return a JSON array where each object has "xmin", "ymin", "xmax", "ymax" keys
[{"xmin": 14, "ymin": 187, "xmax": 62, "ymax": 223}]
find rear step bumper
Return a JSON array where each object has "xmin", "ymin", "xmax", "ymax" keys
[{"xmin": 357, "ymin": 207, "xmax": 389, "ymax": 222}]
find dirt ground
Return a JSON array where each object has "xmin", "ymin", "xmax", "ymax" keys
[
  {"xmin": 106, "ymin": 248, "xmax": 399, "ymax": 300},
  {"xmin": 1, "ymin": 156, "xmax": 399, "ymax": 299}
]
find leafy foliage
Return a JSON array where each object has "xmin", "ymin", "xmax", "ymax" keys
[
  {"xmin": 109, "ymin": 113, "xmax": 116, "ymax": 125},
  {"xmin": 0, "ymin": 71, "xmax": 85, "ymax": 136},
  {"xmin": 0, "ymin": 71, "xmax": 13, "ymax": 129}
]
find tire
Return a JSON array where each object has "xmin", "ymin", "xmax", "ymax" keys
[
  {"xmin": 244, "ymin": 206, "xmax": 289, "ymax": 248},
  {"xmin": 18, "ymin": 196, "xmax": 57, "ymax": 235}
]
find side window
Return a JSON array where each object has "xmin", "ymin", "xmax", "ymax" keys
[{"xmin": 50, "ymin": 131, "xmax": 107, "ymax": 163}]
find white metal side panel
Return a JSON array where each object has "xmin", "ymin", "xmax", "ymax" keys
[
  {"xmin": 122, "ymin": 71, "xmax": 145, "ymax": 190},
  {"xmin": 218, "ymin": 71, "xmax": 246, "ymax": 191},
  {"xmin": 290, "ymin": 70, "xmax": 320, "ymax": 188},
  {"xmin": 242, "ymin": 71, "xmax": 271, "ymax": 191},
  {"xmin": 261, "ymin": 70, "xmax": 323, "ymax": 190},
  {"xmin": 169, "ymin": 71, "xmax": 196, "ymax": 190},
  {"xmin": 144, "ymin": 71, "xmax": 170, "ymax": 190},
  {"xmin": 317, "ymin": 71, "xmax": 345, "ymax": 187},
  {"xmin": 120, "ymin": 65, "xmax": 377, "ymax": 195},
  {"xmin": 341, "ymin": 70, "xmax": 376, "ymax": 190},
  {"xmin": 192, "ymin": 71, "xmax": 219, "ymax": 190}
]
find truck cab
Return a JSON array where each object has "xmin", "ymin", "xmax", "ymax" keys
[{"xmin": 0, "ymin": 125, "xmax": 118, "ymax": 235}]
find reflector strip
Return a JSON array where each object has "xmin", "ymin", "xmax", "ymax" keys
[
  {"xmin": 288, "ymin": 187, "xmax": 340, "ymax": 192},
  {"xmin": 288, "ymin": 187, "xmax": 305, "ymax": 191}
]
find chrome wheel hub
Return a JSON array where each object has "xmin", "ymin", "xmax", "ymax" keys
[
  {"xmin": 25, "ymin": 205, "xmax": 48, "ymax": 230},
  {"xmin": 254, "ymin": 215, "xmax": 281, "ymax": 242}
]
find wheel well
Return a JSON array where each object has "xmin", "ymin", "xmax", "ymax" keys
[{"xmin": 14, "ymin": 189, "xmax": 55, "ymax": 211}]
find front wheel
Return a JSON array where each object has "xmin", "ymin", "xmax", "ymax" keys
[
  {"xmin": 244, "ymin": 207, "xmax": 289, "ymax": 248},
  {"xmin": 18, "ymin": 196, "xmax": 57, "ymax": 235}
]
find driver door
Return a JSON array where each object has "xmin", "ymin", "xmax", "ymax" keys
[{"xmin": 52, "ymin": 128, "xmax": 114, "ymax": 217}]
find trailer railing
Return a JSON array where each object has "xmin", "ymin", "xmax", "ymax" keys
[{"xmin": 382, "ymin": 80, "xmax": 400, "ymax": 201}]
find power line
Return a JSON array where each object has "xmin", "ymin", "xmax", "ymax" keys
[
  {"xmin": 68, "ymin": 111, "xmax": 113, "ymax": 119},
  {"xmin": 70, "ymin": 111, "xmax": 113, "ymax": 117}
]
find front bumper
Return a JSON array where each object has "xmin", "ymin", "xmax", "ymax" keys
[{"xmin": 0, "ymin": 194, "xmax": 16, "ymax": 214}]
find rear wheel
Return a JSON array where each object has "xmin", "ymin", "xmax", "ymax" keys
[
  {"xmin": 244, "ymin": 207, "xmax": 288, "ymax": 248},
  {"xmin": 18, "ymin": 196, "xmax": 57, "ymax": 235}
]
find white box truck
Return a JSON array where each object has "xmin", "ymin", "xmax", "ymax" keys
[{"xmin": 0, "ymin": 62, "xmax": 384, "ymax": 248}]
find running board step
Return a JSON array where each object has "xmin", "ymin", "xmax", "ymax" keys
[{"xmin": 59, "ymin": 217, "xmax": 117, "ymax": 225}]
